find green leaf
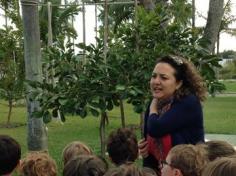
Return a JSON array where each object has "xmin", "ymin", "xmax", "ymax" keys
[
  {"xmin": 43, "ymin": 111, "xmax": 52, "ymax": 123},
  {"xmin": 59, "ymin": 98, "xmax": 68, "ymax": 106},
  {"xmin": 32, "ymin": 111, "xmax": 44, "ymax": 118},
  {"xmin": 106, "ymin": 100, "xmax": 113, "ymax": 111},
  {"xmin": 116, "ymin": 84, "xmax": 126, "ymax": 91},
  {"xmin": 90, "ymin": 108, "xmax": 99, "ymax": 117},
  {"xmin": 80, "ymin": 109, "xmax": 87, "ymax": 118},
  {"xmin": 52, "ymin": 109, "xmax": 58, "ymax": 118},
  {"xmin": 60, "ymin": 111, "xmax": 66, "ymax": 122}
]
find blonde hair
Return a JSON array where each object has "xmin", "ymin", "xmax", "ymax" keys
[
  {"xmin": 168, "ymin": 144, "xmax": 208, "ymax": 176},
  {"xmin": 20, "ymin": 151, "xmax": 57, "ymax": 176},
  {"xmin": 62, "ymin": 141, "xmax": 92, "ymax": 165}
]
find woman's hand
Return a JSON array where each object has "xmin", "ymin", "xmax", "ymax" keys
[
  {"xmin": 149, "ymin": 98, "xmax": 158, "ymax": 115},
  {"xmin": 138, "ymin": 138, "xmax": 149, "ymax": 158}
]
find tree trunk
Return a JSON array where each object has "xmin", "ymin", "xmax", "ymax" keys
[
  {"xmin": 216, "ymin": 32, "xmax": 220, "ymax": 54},
  {"xmin": 4, "ymin": 3, "xmax": 8, "ymax": 27},
  {"xmin": 134, "ymin": 0, "xmax": 139, "ymax": 51},
  {"xmin": 119, "ymin": 98, "xmax": 125, "ymax": 127},
  {"xmin": 104, "ymin": 0, "xmax": 108, "ymax": 64},
  {"xmin": 6, "ymin": 97, "xmax": 12, "ymax": 127},
  {"xmin": 203, "ymin": 0, "xmax": 224, "ymax": 53},
  {"xmin": 139, "ymin": 0, "xmax": 155, "ymax": 11},
  {"xmin": 192, "ymin": 0, "xmax": 195, "ymax": 28},
  {"xmin": 100, "ymin": 111, "xmax": 106, "ymax": 157},
  {"xmin": 95, "ymin": 0, "xmax": 98, "ymax": 44},
  {"xmin": 21, "ymin": 0, "xmax": 48, "ymax": 151},
  {"xmin": 139, "ymin": 0, "xmax": 168, "ymax": 11},
  {"xmin": 140, "ymin": 112, "xmax": 145, "ymax": 137},
  {"xmin": 82, "ymin": 1, "xmax": 86, "ymax": 62}
]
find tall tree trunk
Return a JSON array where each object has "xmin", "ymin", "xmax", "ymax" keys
[
  {"xmin": 203, "ymin": 0, "xmax": 224, "ymax": 53},
  {"xmin": 21, "ymin": 0, "xmax": 48, "ymax": 151},
  {"xmin": 104, "ymin": 0, "xmax": 108, "ymax": 64},
  {"xmin": 4, "ymin": 3, "xmax": 8, "ymax": 27},
  {"xmin": 134, "ymin": 0, "xmax": 139, "ymax": 51},
  {"xmin": 119, "ymin": 98, "xmax": 125, "ymax": 127},
  {"xmin": 95, "ymin": 0, "xmax": 98, "ymax": 45},
  {"xmin": 216, "ymin": 32, "xmax": 220, "ymax": 54},
  {"xmin": 82, "ymin": 1, "xmax": 86, "ymax": 62},
  {"xmin": 192, "ymin": 0, "xmax": 195, "ymax": 28}
]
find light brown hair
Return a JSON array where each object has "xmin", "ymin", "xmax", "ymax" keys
[
  {"xmin": 63, "ymin": 155, "xmax": 108, "ymax": 176},
  {"xmin": 20, "ymin": 151, "xmax": 57, "ymax": 176},
  {"xmin": 104, "ymin": 162, "xmax": 157, "ymax": 176},
  {"xmin": 202, "ymin": 157, "xmax": 236, "ymax": 176},
  {"xmin": 198, "ymin": 140, "xmax": 236, "ymax": 161},
  {"xmin": 62, "ymin": 141, "xmax": 92, "ymax": 165},
  {"xmin": 168, "ymin": 144, "xmax": 208, "ymax": 176}
]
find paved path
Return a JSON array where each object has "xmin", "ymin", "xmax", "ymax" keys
[
  {"xmin": 216, "ymin": 93, "xmax": 236, "ymax": 97},
  {"xmin": 205, "ymin": 134, "xmax": 236, "ymax": 149}
]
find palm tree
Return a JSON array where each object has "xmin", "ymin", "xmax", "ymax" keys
[
  {"xmin": 21, "ymin": 0, "xmax": 48, "ymax": 151},
  {"xmin": 203, "ymin": 0, "xmax": 224, "ymax": 54}
]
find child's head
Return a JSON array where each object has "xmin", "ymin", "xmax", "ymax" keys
[
  {"xmin": 202, "ymin": 157, "xmax": 236, "ymax": 176},
  {"xmin": 104, "ymin": 162, "xmax": 157, "ymax": 176},
  {"xmin": 0, "ymin": 135, "xmax": 21, "ymax": 175},
  {"xmin": 107, "ymin": 128, "xmax": 138, "ymax": 165},
  {"xmin": 63, "ymin": 155, "xmax": 108, "ymax": 176},
  {"xmin": 203, "ymin": 140, "xmax": 236, "ymax": 161},
  {"xmin": 20, "ymin": 151, "xmax": 57, "ymax": 176},
  {"xmin": 62, "ymin": 141, "xmax": 92, "ymax": 165},
  {"xmin": 161, "ymin": 144, "xmax": 208, "ymax": 176}
]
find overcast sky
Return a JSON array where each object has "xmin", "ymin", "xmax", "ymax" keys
[{"xmin": 0, "ymin": 0, "xmax": 235, "ymax": 52}]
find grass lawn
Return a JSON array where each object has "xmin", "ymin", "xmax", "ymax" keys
[
  {"xmin": 220, "ymin": 80, "xmax": 236, "ymax": 92},
  {"xmin": 0, "ymin": 96, "xmax": 236, "ymax": 174},
  {"xmin": 203, "ymin": 96, "xmax": 236, "ymax": 134}
]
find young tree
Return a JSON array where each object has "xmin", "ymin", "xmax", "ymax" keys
[
  {"xmin": 21, "ymin": 0, "xmax": 47, "ymax": 151},
  {"xmin": 0, "ymin": 0, "xmax": 24, "ymax": 126},
  {"xmin": 0, "ymin": 27, "xmax": 24, "ymax": 126}
]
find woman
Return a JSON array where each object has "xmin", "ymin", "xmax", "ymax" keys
[{"xmin": 138, "ymin": 55, "xmax": 206, "ymax": 174}]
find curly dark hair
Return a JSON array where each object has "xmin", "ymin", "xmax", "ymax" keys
[
  {"xmin": 107, "ymin": 128, "xmax": 138, "ymax": 165},
  {"xmin": 156, "ymin": 55, "xmax": 207, "ymax": 102}
]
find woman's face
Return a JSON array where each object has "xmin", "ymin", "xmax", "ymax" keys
[{"xmin": 150, "ymin": 62, "xmax": 182, "ymax": 100}]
